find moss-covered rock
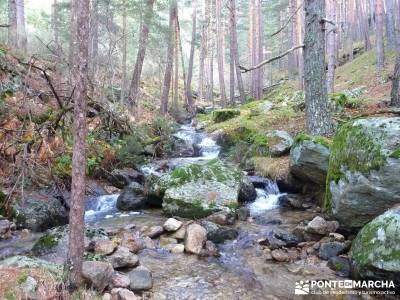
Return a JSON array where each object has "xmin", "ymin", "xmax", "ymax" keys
[
  {"xmin": 289, "ymin": 134, "xmax": 331, "ymax": 186},
  {"xmin": 267, "ymin": 130, "xmax": 294, "ymax": 156},
  {"xmin": 31, "ymin": 231, "xmax": 63, "ymax": 256},
  {"xmin": 351, "ymin": 207, "xmax": 400, "ymax": 283},
  {"xmin": 212, "ymin": 109, "xmax": 240, "ymax": 123},
  {"xmin": 326, "ymin": 117, "xmax": 400, "ymax": 229}
]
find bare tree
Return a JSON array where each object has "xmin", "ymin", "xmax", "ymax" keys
[
  {"xmin": 160, "ymin": 0, "xmax": 177, "ymax": 115},
  {"xmin": 304, "ymin": 0, "xmax": 332, "ymax": 135},
  {"xmin": 216, "ymin": 0, "xmax": 227, "ymax": 106},
  {"xmin": 69, "ymin": 0, "xmax": 77, "ymax": 67},
  {"xmin": 186, "ymin": 0, "xmax": 197, "ymax": 112},
  {"xmin": 67, "ymin": 0, "xmax": 90, "ymax": 289},
  {"xmin": 375, "ymin": 0, "xmax": 385, "ymax": 70},
  {"xmin": 52, "ymin": 0, "xmax": 61, "ymax": 56},
  {"xmin": 326, "ymin": 0, "xmax": 337, "ymax": 93},
  {"xmin": 288, "ymin": 0, "xmax": 298, "ymax": 80}
]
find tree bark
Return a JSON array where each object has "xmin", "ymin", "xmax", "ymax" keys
[
  {"xmin": 385, "ymin": 0, "xmax": 396, "ymax": 49},
  {"xmin": 357, "ymin": 0, "xmax": 371, "ymax": 51},
  {"xmin": 8, "ymin": 0, "xmax": 17, "ymax": 49},
  {"xmin": 391, "ymin": 55, "xmax": 400, "ymax": 107},
  {"xmin": 198, "ymin": 24, "xmax": 206, "ymax": 103},
  {"xmin": 52, "ymin": 0, "xmax": 61, "ymax": 57},
  {"xmin": 173, "ymin": 12, "xmax": 179, "ymax": 110},
  {"xmin": 160, "ymin": 0, "xmax": 177, "ymax": 115},
  {"xmin": 16, "ymin": 0, "xmax": 27, "ymax": 52},
  {"xmin": 346, "ymin": 0, "xmax": 355, "ymax": 61},
  {"xmin": 121, "ymin": 0, "xmax": 128, "ymax": 103},
  {"xmin": 288, "ymin": 0, "xmax": 298, "ymax": 80},
  {"xmin": 186, "ymin": 0, "xmax": 197, "ymax": 111},
  {"xmin": 326, "ymin": 0, "xmax": 336, "ymax": 93},
  {"xmin": 69, "ymin": 0, "xmax": 77, "ymax": 67},
  {"xmin": 128, "ymin": 0, "xmax": 155, "ymax": 111},
  {"xmin": 216, "ymin": 0, "xmax": 227, "ymax": 106},
  {"xmin": 304, "ymin": 0, "xmax": 332, "ymax": 135},
  {"xmin": 375, "ymin": 0, "xmax": 385, "ymax": 70},
  {"xmin": 297, "ymin": 0, "xmax": 304, "ymax": 89},
  {"xmin": 68, "ymin": 0, "xmax": 89, "ymax": 289}
]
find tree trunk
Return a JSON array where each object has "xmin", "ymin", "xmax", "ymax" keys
[
  {"xmin": 8, "ymin": 0, "xmax": 17, "ymax": 49},
  {"xmin": 357, "ymin": 0, "xmax": 372, "ymax": 51},
  {"xmin": 186, "ymin": 0, "xmax": 197, "ymax": 111},
  {"xmin": 391, "ymin": 55, "xmax": 400, "ymax": 107},
  {"xmin": 297, "ymin": 0, "xmax": 304, "ymax": 89},
  {"xmin": 288, "ymin": 0, "xmax": 297, "ymax": 80},
  {"xmin": 198, "ymin": 24, "xmax": 206, "ymax": 103},
  {"xmin": 128, "ymin": 0, "xmax": 155, "ymax": 111},
  {"xmin": 68, "ymin": 0, "xmax": 89, "ymax": 289},
  {"xmin": 90, "ymin": 0, "xmax": 99, "ymax": 65},
  {"xmin": 216, "ymin": 0, "xmax": 227, "ymax": 107},
  {"xmin": 385, "ymin": 0, "xmax": 396, "ymax": 49},
  {"xmin": 69, "ymin": 0, "xmax": 77, "ymax": 67},
  {"xmin": 173, "ymin": 13, "xmax": 179, "ymax": 110},
  {"xmin": 177, "ymin": 16, "xmax": 188, "ymax": 108},
  {"xmin": 160, "ymin": 0, "xmax": 177, "ymax": 115},
  {"xmin": 52, "ymin": 0, "xmax": 61, "ymax": 57},
  {"xmin": 16, "ymin": 0, "xmax": 27, "ymax": 52},
  {"xmin": 346, "ymin": 0, "xmax": 355, "ymax": 61},
  {"xmin": 375, "ymin": 0, "xmax": 385, "ymax": 70},
  {"xmin": 121, "ymin": 0, "xmax": 127, "ymax": 103},
  {"xmin": 228, "ymin": 0, "xmax": 245, "ymax": 103},
  {"xmin": 304, "ymin": 0, "xmax": 332, "ymax": 135},
  {"xmin": 326, "ymin": 0, "xmax": 336, "ymax": 93},
  {"xmin": 207, "ymin": 0, "xmax": 215, "ymax": 106},
  {"xmin": 255, "ymin": 0, "xmax": 263, "ymax": 100}
]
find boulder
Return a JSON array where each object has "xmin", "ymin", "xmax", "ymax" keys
[
  {"xmin": 326, "ymin": 118, "xmax": 400, "ymax": 229},
  {"xmin": 110, "ymin": 272, "xmax": 131, "ymax": 288},
  {"xmin": 0, "ymin": 219, "xmax": 15, "ymax": 240},
  {"xmin": 14, "ymin": 192, "xmax": 69, "ymax": 232},
  {"xmin": 111, "ymin": 288, "xmax": 138, "ymax": 300},
  {"xmin": 108, "ymin": 168, "xmax": 145, "ymax": 189},
  {"xmin": 200, "ymin": 221, "xmax": 238, "ymax": 244},
  {"xmin": 161, "ymin": 160, "xmax": 244, "ymax": 218},
  {"xmin": 170, "ymin": 136, "xmax": 195, "ymax": 157},
  {"xmin": 163, "ymin": 218, "xmax": 182, "ymax": 232},
  {"xmin": 142, "ymin": 225, "xmax": 164, "ymax": 238},
  {"xmin": 238, "ymin": 176, "xmax": 257, "ymax": 202},
  {"xmin": 94, "ymin": 240, "xmax": 117, "ymax": 256},
  {"xmin": 184, "ymin": 223, "xmax": 207, "ymax": 254},
  {"xmin": 127, "ymin": 266, "xmax": 153, "ymax": 291},
  {"xmin": 107, "ymin": 247, "xmax": 139, "ymax": 269},
  {"xmin": 267, "ymin": 130, "xmax": 294, "ymax": 156},
  {"xmin": 82, "ymin": 261, "xmax": 114, "ymax": 292},
  {"xmin": 306, "ymin": 216, "xmax": 339, "ymax": 236},
  {"xmin": 289, "ymin": 135, "xmax": 330, "ymax": 186},
  {"xmin": 327, "ymin": 256, "xmax": 351, "ymax": 277},
  {"xmin": 351, "ymin": 207, "xmax": 400, "ymax": 283},
  {"xmin": 116, "ymin": 182, "xmax": 146, "ymax": 211},
  {"xmin": 318, "ymin": 242, "xmax": 346, "ymax": 260}
]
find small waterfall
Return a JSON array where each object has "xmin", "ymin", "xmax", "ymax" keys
[
  {"xmin": 85, "ymin": 194, "xmax": 119, "ymax": 222},
  {"xmin": 248, "ymin": 179, "xmax": 284, "ymax": 215}
]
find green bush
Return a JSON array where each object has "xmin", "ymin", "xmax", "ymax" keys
[
  {"xmin": 117, "ymin": 135, "xmax": 146, "ymax": 166},
  {"xmin": 212, "ymin": 109, "xmax": 240, "ymax": 123}
]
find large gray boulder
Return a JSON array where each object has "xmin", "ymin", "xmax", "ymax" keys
[
  {"xmin": 116, "ymin": 182, "xmax": 146, "ymax": 211},
  {"xmin": 159, "ymin": 160, "xmax": 245, "ymax": 218},
  {"xmin": 108, "ymin": 168, "xmax": 145, "ymax": 189},
  {"xmin": 289, "ymin": 135, "xmax": 330, "ymax": 186},
  {"xmin": 326, "ymin": 117, "xmax": 400, "ymax": 229},
  {"xmin": 267, "ymin": 130, "xmax": 294, "ymax": 156},
  {"xmin": 351, "ymin": 207, "xmax": 400, "ymax": 284},
  {"xmin": 82, "ymin": 261, "xmax": 114, "ymax": 292}
]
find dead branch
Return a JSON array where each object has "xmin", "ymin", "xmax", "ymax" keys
[
  {"xmin": 354, "ymin": 108, "xmax": 400, "ymax": 118},
  {"xmin": 0, "ymin": 24, "xmax": 10, "ymax": 28},
  {"xmin": 239, "ymin": 44, "xmax": 304, "ymax": 73},
  {"xmin": 270, "ymin": 2, "xmax": 303, "ymax": 37}
]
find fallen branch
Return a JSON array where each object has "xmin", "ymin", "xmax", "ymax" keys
[
  {"xmin": 270, "ymin": 2, "xmax": 303, "ymax": 37},
  {"xmin": 239, "ymin": 44, "xmax": 304, "ymax": 73},
  {"xmin": 354, "ymin": 108, "xmax": 400, "ymax": 118}
]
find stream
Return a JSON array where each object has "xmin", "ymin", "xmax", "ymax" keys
[{"xmin": 0, "ymin": 122, "xmax": 343, "ymax": 299}]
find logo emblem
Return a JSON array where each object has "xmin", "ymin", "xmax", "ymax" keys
[{"xmin": 295, "ymin": 280, "xmax": 310, "ymax": 295}]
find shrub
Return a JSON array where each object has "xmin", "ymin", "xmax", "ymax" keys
[{"xmin": 212, "ymin": 109, "xmax": 240, "ymax": 123}]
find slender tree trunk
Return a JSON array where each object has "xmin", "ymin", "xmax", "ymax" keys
[
  {"xmin": 228, "ymin": 0, "xmax": 245, "ymax": 103},
  {"xmin": 8, "ymin": 0, "xmax": 17, "ymax": 49},
  {"xmin": 173, "ymin": 13, "xmax": 179, "ymax": 110},
  {"xmin": 16, "ymin": 0, "xmax": 27, "ymax": 52},
  {"xmin": 288, "ymin": 0, "xmax": 297, "ymax": 80},
  {"xmin": 160, "ymin": 0, "xmax": 177, "ymax": 115},
  {"xmin": 121, "ymin": 0, "xmax": 127, "ymax": 103},
  {"xmin": 208, "ymin": 0, "xmax": 215, "ymax": 106},
  {"xmin": 52, "ymin": 0, "xmax": 61, "ymax": 57},
  {"xmin": 385, "ymin": 0, "xmax": 396, "ymax": 49},
  {"xmin": 128, "ymin": 0, "xmax": 155, "ymax": 111},
  {"xmin": 327, "ymin": 0, "xmax": 337, "ymax": 93},
  {"xmin": 199, "ymin": 24, "xmax": 206, "ymax": 103},
  {"xmin": 90, "ymin": 0, "xmax": 99, "ymax": 65},
  {"xmin": 177, "ymin": 16, "xmax": 188, "ymax": 107},
  {"xmin": 304, "ymin": 0, "xmax": 332, "ymax": 135},
  {"xmin": 346, "ymin": 0, "xmax": 355, "ymax": 61},
  {"xmin": 216, "ymin": 0, "xmax": 227, "ymax": 106},
  {"xmin": 255, "ymin": 0, "xmax": 263, "ymax": 100},
  {"xmin": 391, "ymin": 55, "xmax": 400, "ymax": 107},
  {"xmin": 376, "ymin": 0, "xmax": 385, "ymax": 70},
  {"xmin": 186, "ymin": 0, "xmax": 197, "ymax": 111},
  {"xmin": 357, "ymin": 0, "xmax": 372, "ymax": 51},
  {"xmin": 68, "ymin": 0, "xmax": 89, "ymax": 289},
  {"xmin": 297, "ymin": 0, "xmax": 304, "ymax": 89},
  {"xmin": 69, "ymin": 0, "xmax": 77, "ymax": 67}
]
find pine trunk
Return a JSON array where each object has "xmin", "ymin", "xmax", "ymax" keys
[
  {"xmin": 297, "ymin": 0, "xmax": 304, "ymax": 89},
  {"xmin": 385, "ymin": 0, "xmax": 396, "ymax": 49},
  {"xmin": 8, "ymin": 0, "xmax": 17, "ymax": 49},
  {"xmin": 16, "ymin": 0, "xmax": 27, "ymax": 52},
  {"xmin": 391, "ymin": 55, "xmax": 400, "ymax": 107},
  {"xmin": 216, "ymin": 0, "xmax": 227, "ymax": 106},
  {"xmin": 304, "ymin": 0, "xmax": 332, "ymax": 135},
  {"xmin": 375, "ymin": 0, "xmax": 385, "ymax": 70},
  {"xmin": 68, "ymin": 0, "xmax": 90, "ymax": 289},
  {"xmin": 186, "ymin": 0, "xmax": 197, "ymax": 111},
  {"xmin": 288, "ymin": 0, "xmax": 297, "ymax": 80},
  {"xmin": 121, "ymin": 0, "xmax": 127, "ymax": 103},
  {"xmin": 52, "ymin": 0, "xmax": 61, "ymax": 57},
  {"xmin": 69, "ymin": 0, "xmax": 77, "ymax": 67},
  {"xmin": 326, "ymin": 0, "xmax": 336, "ymax": 93}
]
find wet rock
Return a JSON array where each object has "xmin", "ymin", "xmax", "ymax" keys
[
  {"xmin": 159, "ymin": 236, "xmax": 178, "ymax": 248},
  {"xmin": 171, "ymin": 225, "xmax": 186, "ymax": 240},
  {"xmin": 120, "ymin": 233, "xmax": 144, "ymax": 254},
  {"xmin": 327, "ymin": 118, "xmax": 400, "ymax": 229},
  {"xmin": 318, "ymin": 241, "xmax": 346, "ymax": 260},
  {"xmin": 163, "ymin": 218, "xmax": 182, "ymax": 232},
  {"xmin": 238, "ymin": 176, "xmax": 257, "ymax": 202},
  {"xmin": 271, "ymin": 249, "xmax": 290, "ymax": 262},
  {"xmin": 110, "ymin": 272, "xmax": 131, "ymax": 288},
  {"xmin": 236, "ymin": 207, "xmax": 250, "ymax": 221},
  {"xmin": 327, "ymin": 256, "xmax": 351, "ymax": 277},
  {"xmin": 108, "ymin": 168, "xmax": 145, "ymax": 189},
  {"xmin": 170, "ymin": 135, "xmax": 195, "ymax": 157},
  {"xmin": 329, "ymin": 232, "xmax": 345, "ymax": 242},
  {"xmin": 306, "ymin": 216, "xmax": 339, "ymax": 235},
  {"xmin": 14, "ymin": 192, "xmax": 69, "ymax": 232},
  {"xmin": 293, "ymin": 224, "xmax": 323, "ymax": 242},
  {"xmin": 201, "ymin": 240, "xmax": 219, "ymax": 257},
  {"xmin": 278, "ymin": 194, "xmax": 307, "ymax": 209},
  {"xmin": 289, "ymin": 136, "xmax": 330, "ymax": 186},
  {"xmin": 142, "ymin": 225, "xmax": 164, "ymax": 238},
  {"xmin": 351, "ymin": 207, "xmax": 400, "ymax": 283},
  {"xmin": 116, "ymin": 182, "xmax": 146, "ymax": 211},
  {"xmin": 267, "ymin": 130, "xmax": 294, "ymax": 157},
  {"xmin": 111, "ymin": 288, "xmax": 138, "ymax": 300},
  {"xmin": 0, "ymin": 219, "xmax": 15, "ymax": 240},
  {"xmin": 166, "ymin": 243, "xmax": 185, "ymax": 254},
  {"xmin": 184, "ymin": 223, "xmax": 207, "ymax": 254},
  {"xmin": 82, "ymin": 261, "xmax": 114, "ymax": 292},
  {"xmin": 201, "ymin": 221, "xmax": 238, "ymax": 244},
  {"xmin": 107, "ymin": 247, "xmax": 139, "ymax": 269},
  {"xmin": 21, "ymin": 276, "xmax": 38, "ymax": 299},
  {"xmin": 142, "ymin": 236, "xmax": 156, "ymax": 249},
  {"xmin": 127, "ymin": 266, "xmax": 153, "ymax": 291},
  {"xmin": 258, "ymin": 230, "xmax": 299, "ymax": 249},
  {"xmin": 94, "ymin": 240, "xmax": 117, "ymax": 256}
]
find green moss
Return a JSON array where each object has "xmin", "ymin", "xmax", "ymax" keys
[
  {"xmin": 212, "ymin": 109, "xmax": 240, "ymax": 123},
  {"xmin": 31, "ymin": 233, "xmax": 61, "ymax": 255},
  {"xmin": 325, "ymin": 121, "xmax": 387, "ymax": 210},
  {"xmin": 16, "ymin": 270, "xmax": 29, "ymax": 285},
  {"xmin": 294, "ymin": 133, "xmax": 332, "ymax": 149},
  {"xmin": 389, "ymin": 148, "xmax": 400, "ymax": 159}
]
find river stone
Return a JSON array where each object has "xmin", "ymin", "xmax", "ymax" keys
[
  {"xmin": 238, "ymin": 176, "xmax": 257, "ymax": 202},
  {"xmin": 318, "ymin": 242, "xmax": 346, "ymax": 260},
  {"xmin": 327, "ymin": 256, "xmax": 351, "ymax": 277},
  {"xmin": 326, "ymin": 117, "xmax": 400, "ymax": 229},
  {"xmin": 201, "ymin": 220, "xmax": 238, "ymax": 244},
  {"xmin": 289, "ymin": 137, "xmax": 330, "ymax": 185},
  {"xmin": 351, "ymin": 207, "xmax": 400, "ymax": 283},
  {"xmin": 108, "ymin": 168, "xmax": 145, "ymax": 189},
  {"xmin": 0, "ymin": 219, "xmax": 15, "ymax": 240},
  {"xmin": 267, "ymin": 130, "xmax": 294, "ymax": 156},
  {"xmin": 163, "ymin": 218, "xmax": 182, "ymax": 232},
  {"xmin": 306, "ymin": 216, "xmax": 339, "ymax": 235},
  {"xmin": 94, "ymin": 239, "xmax": 117, "ymax": 255},
  {"xmin": 120, "ymin": 232, "xmax": 144, "ymax": 253},
  {"xmin": 14, "ymin": 192, "xmax": 69, "ymax": 232},
  {"xmin": 107, "ymin": 247, "xmax": 139, "ymax": 269},
  {"xmin": 165, "ymin": 243, "xmax": 185, "ymax": 253},
  {"xmin": 110, "ymin": 272, "xmax": 131, "ymax": 289},
  {"xmin": 271, "ymin": 249, "xmax": 290, "ymax": 262},
  {"xmin": 82, "ymin": 261, "xmax": 114, "ymax": 292},
  {"xmin": 170, "ymin": 135, "xmax": 195, "ymax": 157},
  {"xmin": 127, "ymin": 266, "xmax": 153, "ymax": 291},
  {"xmin": 171, "ymin": 225, "xmax": 186, "ymax": 240},
  {"xmin": 142, "ymin": 225, "xmax": 164, "ymax": 238},
  {"xmin": 116, "ymin": 182, "xmax": 146, "ymax": 211},
  {"xmin": 184, "ymin": 223, "xmax": 207, "ymax": 254}
]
